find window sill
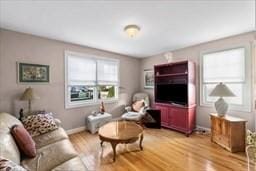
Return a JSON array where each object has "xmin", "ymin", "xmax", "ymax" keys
[
  {"xmin": 199, "ymin": 103, "xmax": 251, "ymax": 113},
  {"xmin": 65, "ymin": 99, "xmax": 119, "ymax": 109}
]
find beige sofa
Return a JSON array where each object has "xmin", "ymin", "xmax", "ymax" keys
[{"xmin": 0, "ymin": 112, "xmax": 87, "ymax": 171}]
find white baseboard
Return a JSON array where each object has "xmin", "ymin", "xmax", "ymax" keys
[
  {"xmin": 196, "ymin": 125, "xmax": 211, "ymax": 132},
  {"xmin": 66, "ymin": 126, "xmax": 86, "ymax": 135}
]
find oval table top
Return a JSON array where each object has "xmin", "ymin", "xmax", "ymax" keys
[{"xmin": 98, "ymin": 120, "xmax": 143, "ymax": 141}]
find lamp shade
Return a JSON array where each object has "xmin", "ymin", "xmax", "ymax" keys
[
  {"xmin": 20, "ymin": 87, "xmax": 40, "ymax": 101},
  {"xmin": 209, "ymin": 82, "xmax": 235, "ymax": 97}
]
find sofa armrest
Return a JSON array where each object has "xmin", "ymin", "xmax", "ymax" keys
[{"xmin": 54, "ymin": 118, "xmax": 62, "ymax": 127}]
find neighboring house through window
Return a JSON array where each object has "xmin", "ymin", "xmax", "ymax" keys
[
  {"xmin": 200, "ymin": 45, "xmax": 252, "ymax": 112},
  {"xmin": 65, "ymin": 51, "xmax": 119, "ymax": 108}
]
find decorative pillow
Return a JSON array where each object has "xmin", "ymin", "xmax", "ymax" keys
[
  {"xmin": 132, "ymin": 100, "xmax": 145, "ymax": 112},
  {"xmin": 21, "ymin": 113, "xmax": 58, "ymax": 137},
  {"xmin": 0, "ymin": 157, "xmax": 27, "ymax": 171},
  {"xmin": 11, "ymin": 125, "xmax": 36, "ymax": 158},
  {"xmin": 247, "ymin": 130, "xmax": 256, "ymax": 146}
]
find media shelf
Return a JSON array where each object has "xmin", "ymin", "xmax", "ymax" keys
[{"xmin": 154, "ymin": 60, "xmax": 196, "ymax": 136}]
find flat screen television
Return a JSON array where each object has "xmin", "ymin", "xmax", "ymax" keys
[{"xmin": 155, "ymin": 84, "xmax": 188, "ymax": 105}]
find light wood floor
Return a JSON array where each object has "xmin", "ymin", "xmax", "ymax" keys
[{"xmin": 69, "ymin": 128, "xmax": 248, "ymax": 171}]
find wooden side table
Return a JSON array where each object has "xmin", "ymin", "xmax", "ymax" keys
[{"xmin": 210, "ymin": 113, "xmax": 247, "ymax": 152}]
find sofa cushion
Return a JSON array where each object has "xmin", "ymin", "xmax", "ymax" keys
[
  {"xmin": 21, "ymin": 139, "xmax": 78, "ymax": 171},
  {"xmin": 51, "ymin": 157, "xmax": 87, "ymax": 171},
  {"xmin": 33, "ymin": 127, "xmax": 68, "ymax": 149},
  {"xmin": 11, "ymin": 125, "xmax": 36, "ymax": 158},
  {"xmin": 0, "ymin": 156, "xmax": 27, "ymax": 171},
  {"xmin": 22, "ymin": 113, "xmax": 58, "ymax": 137}
]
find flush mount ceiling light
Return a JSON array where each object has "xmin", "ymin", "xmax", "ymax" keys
[{"xmin": 124, "ymin": 25, "xmax": 140, "ymax": 38}]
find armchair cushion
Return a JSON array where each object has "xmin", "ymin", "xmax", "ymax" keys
[
  {"xmin": 133, "ymin": 93, "xmax": 150, "ymax": 107},
  {"xmin": 132, "ymin": 100, "xmax": 145, "ymax": 112},
  {"xmin": 121, "ymin": 112, "xmax": 143, "ymax": 121}
]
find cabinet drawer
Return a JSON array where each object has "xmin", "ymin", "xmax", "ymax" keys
[{"xmin": 211, "ymin": 117, "xmax": 222, "ymax": 132}]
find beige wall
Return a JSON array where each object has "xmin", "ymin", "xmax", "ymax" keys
[
  {"xmin": 0, "ymin": 29, "xmax": 141, "ymax": 130},
  {"xmin": 1, "ymin": 28, "xmax": 255, "ymax": 131},
  {"xmin": 140, "ymin": 31, "xmax": 256, "ymax": 131}
]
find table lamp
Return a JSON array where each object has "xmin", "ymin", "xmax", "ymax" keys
[
  {"xmin": 20, "ymin": 87, "xmax": 40, "ymax": 114},
  {"xmin": 209, "ymin": 82, "xmax": 235, "ymax": 116}
]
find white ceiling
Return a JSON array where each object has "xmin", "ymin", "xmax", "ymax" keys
[{"xmin": 0, "ymin": 1, "xmax": 255, "ymax": 58}]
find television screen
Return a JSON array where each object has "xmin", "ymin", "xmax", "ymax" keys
[{"xmin": 155, "ymin": 84, "xmax": 188, "ymax": 105}]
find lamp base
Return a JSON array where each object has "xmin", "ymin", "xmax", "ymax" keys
[{"xmin": 214, "ymin": 97, "xmax": 228, "ymax": 117}]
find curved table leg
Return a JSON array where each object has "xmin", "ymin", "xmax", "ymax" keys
[
  {"xmin": 111, "ymin": 142, "xmax": 118, "ymax": 162},
  {"xmin": 139, "ymin": 133, "xmax": 144, "ymax": 150}
]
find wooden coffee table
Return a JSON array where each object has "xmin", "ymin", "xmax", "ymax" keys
[{"xmin": 98, "ymin": 120, "xmax": 144, "ymax": 162}]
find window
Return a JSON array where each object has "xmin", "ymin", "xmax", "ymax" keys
[
  {"xmin": 65, "ymin": 51, "xmax": 119, "ymax": 108},
  {"xmin": 200, "ymin": 46, "xmax": 251, "ymax": 112}
]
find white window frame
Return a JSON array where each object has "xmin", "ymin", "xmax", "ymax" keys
[
  {"xmin": 200, "ymin": 44, "xmax": 252, "ymax": 112},
  {"xmin": 65, "ymin": 51, "xmax": 120, "ymax": 109}
]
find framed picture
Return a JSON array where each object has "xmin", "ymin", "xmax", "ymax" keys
[
  {"xmin": 18, "ymin": 62, "xmax": 49, "ymax": 83},
  {"xmin": 144, "ymin": 69, "xmax": 154, "ymax": 89}
]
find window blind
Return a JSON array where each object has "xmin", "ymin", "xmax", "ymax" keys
[
  {"xmin": 97, "ymin": 59, "xmax": 118, "ymax": 85},
  {"xmin": 68, "ymin": 55, "xmax": 96, "ymax": 85},
  {"xmin": 203, "ymin": 48, "xmax": 245, "ymax": 83}
]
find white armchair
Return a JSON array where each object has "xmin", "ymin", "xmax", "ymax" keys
[{"xmin": 121, "ymin": 93, "xmax": 150, "ymax": 122}]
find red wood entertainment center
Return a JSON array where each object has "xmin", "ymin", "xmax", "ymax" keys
[{"xmin": 154, "ymin": 60, "xmax": 196, "ymax": 136}]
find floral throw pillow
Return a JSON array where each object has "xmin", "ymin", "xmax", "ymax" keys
[
  {"xmin": 21, "ymin": 113, "xmax": 58, "ymax": 137},
  {"xmin": 0, "ymin": 157, "xmax": 27, "ymax": 171}
]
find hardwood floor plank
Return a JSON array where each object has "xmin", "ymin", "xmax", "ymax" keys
[{"xmin": 69, "ymin": 128, "xmax": 248, "ymax": 171}]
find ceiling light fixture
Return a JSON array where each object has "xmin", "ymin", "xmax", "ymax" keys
[{"xmin": 124, "ymin": 25, "xmax": 140, "ymax": 38}]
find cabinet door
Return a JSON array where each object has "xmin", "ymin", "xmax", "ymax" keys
[
  {"xmin": 171, "ymin": 107, "xmax": 187, "ymax": 130},
  {"xmin": 221, "ymin": 120, "xmax": 230, "ymax": 137},
  {"xmin": 211, "ymin": 116, "xmax": 222, "ymax": 135},
  {"xmin": 155, "ymin": 105, "xmax": 169, "ymax": 127}
]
